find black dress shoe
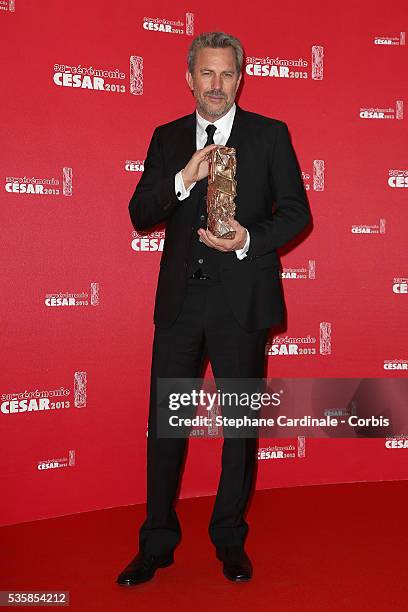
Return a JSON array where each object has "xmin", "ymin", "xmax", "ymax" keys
[
  {"xmin": 216, "ymin": 546, "xmax": 253, "ymax": 582},
  {"xmin": 116, "ymin": 550, "xmax": 174, "ymax": 585}
]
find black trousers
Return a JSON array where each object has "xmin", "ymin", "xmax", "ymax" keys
[{"xmin": 139, "ymin": 277, "xmax": 269, "ymax": 555}]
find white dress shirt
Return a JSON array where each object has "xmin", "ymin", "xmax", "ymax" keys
[{"xmin": 174, "ymin": 102, "xmax": 250, "ymax": 259}]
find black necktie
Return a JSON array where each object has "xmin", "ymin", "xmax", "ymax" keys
[
  {"xmin": 205, "ymin": 123, "xmax": 216, "ymax": 146},
  {"xmin": 190, "ymin": 124, "xmax": 217, "ymax": 278},
  {"xmin": 203, "ymin": 124, "xmax": 216, "ymax": 186},
  {"xmin": 200, "ymin": 124, "xmax": 217, "ymax": 208}
]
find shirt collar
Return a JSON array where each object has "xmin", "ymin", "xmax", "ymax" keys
[{"xmin": 195, "ymin": 102, "xmax": 236, "ymax": 140}]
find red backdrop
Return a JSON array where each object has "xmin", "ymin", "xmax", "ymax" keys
[{"xmin": 1, "ymin": 0, "xmax": 407, "ymax": 527}]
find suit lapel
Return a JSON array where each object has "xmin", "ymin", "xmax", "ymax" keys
[
  {"xmin": 225, "ymin": 105, "xmax": 246, "ymax": 211},
  {"xmin": 225, "ymin": 103, "xmax": 246, "ymax": 151},
  {"xmin": 179, "ymin": 111, "xmax": 196, "ymax": 162}
]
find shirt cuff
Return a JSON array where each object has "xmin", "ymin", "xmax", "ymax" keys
[
  {"xmin": 235, "ymin": 229, "xmax": 250, "ymax": 260},
  {"xmin": 175, "ymin": 171, "xmax": 196, "ymax": 200}
]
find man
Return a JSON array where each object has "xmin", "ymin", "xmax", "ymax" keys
[{"xmin": 117, "ymin": 31, "xmax": 311, "ymax": 585}]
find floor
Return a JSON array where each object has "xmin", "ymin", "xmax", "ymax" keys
[{"xmin": 2, "ymin": 481, "xmax": 408, "ymax": 611}]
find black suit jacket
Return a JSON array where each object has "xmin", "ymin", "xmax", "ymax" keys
[{"xmin": 129, "ymin": 104, "xmax": 311, "ymax": 331}]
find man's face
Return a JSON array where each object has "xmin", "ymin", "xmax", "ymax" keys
[{"xmin": 186, "ymin": 47, "xmax": 242, "ymax": 121}]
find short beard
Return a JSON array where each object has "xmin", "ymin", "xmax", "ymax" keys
[{"xmin": 197, "ymin": 94, "xmax": 233, "ymax": 118}]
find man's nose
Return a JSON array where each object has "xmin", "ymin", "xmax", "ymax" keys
[{"xmin": 211, "ymin": 74, "xmax": 222, "ymax": 90}]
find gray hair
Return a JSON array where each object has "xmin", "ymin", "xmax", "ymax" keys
[{"xmin": 187, "ymin": 31, "xmax": 244, "ymax": 75}]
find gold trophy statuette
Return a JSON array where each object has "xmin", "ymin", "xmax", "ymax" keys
[{"xmin": 206, "ymin": 146, "xmax": 237, "ymax": 239}]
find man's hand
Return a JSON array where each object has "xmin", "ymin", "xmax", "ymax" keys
[
  {"xmin": 197, "ymin": 218, "xmax": 248, "ymax": 252},
  {"xmin": 181, "ymin": 144, "xmax": 218, "ymax": 189}
]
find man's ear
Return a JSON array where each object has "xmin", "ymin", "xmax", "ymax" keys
[
  {"xmin": 236, "ymin": 72, "xmax": 242, "ymax": 91},
  {"xmin": 185, "ymin": 70, "xmax": 193, "ymax": 91}
]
